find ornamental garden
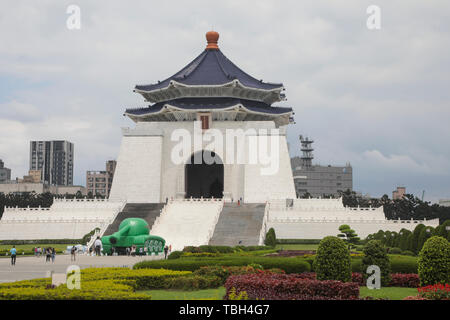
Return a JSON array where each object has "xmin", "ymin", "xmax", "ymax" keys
[{"xmin": 1, "ymin": 222, "xmax": 449, "ymax": 300}]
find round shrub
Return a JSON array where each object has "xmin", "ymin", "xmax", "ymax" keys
[
  {"xmin": 362, "ymin": 240, "xmax": 391, "ymax": 286},
  {"xmin": 264, "ymin": 228, "xmax": 277, "ymax": 247},
  {"xmin": 418, "ymin": 236, "xmax": 450, "ymax": 286},
  {"xmin": 401, "ymin": 250, "xmax": 415, "ymax": 256},
  {"xmin": 167, "ymin": 251, "xmax": 183, "ymax": 260},
  {"xmin": 313, "ymin": 236, "xmax": 351, "ymax": 282},
  {"xmin": 389, "ymin": 247, "xmax": 402, "ymax": 254}
]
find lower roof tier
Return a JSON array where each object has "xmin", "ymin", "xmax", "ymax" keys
[{"xmin": 124, "ymin": 98, "xmax": 294, "ymax": 126}]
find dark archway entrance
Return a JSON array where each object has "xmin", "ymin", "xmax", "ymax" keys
[{"xmin": 185, "ymin": 151, "xmax": 224, "ymax": 198}]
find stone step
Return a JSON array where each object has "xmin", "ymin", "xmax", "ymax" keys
[{"xmin": 208, "ymin": 203, "xmax": 266, "ymax": 246}]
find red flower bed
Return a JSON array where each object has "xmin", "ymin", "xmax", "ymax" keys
[
  {"xmin": 349, "ymin": 273, "xmax": 419, "ymax": 288},
  {"xmin": 224, "ymin": 273, "xmax": 360, "ymax": 300},
  {"xmin": 351, "ymin": 272, "xmax": 364, "ymax": 285},
  {"xmin": 389, "ymin": 274, "xmax": 420, "ymax": 288},
  {"xmin": 418, "ymin": 283, "xmax": 450, "ymax": 300}
]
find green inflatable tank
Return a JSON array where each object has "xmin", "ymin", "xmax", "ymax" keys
[{"xmin": 101, "ymin": 218, "xmax": 165, "ymax": 255}]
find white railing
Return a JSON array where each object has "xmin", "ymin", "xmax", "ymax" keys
[
  {"xmin": 205, "ymin": 200, "xmax": 224, "ymax": 244},
  {"xmin": 258, "ymin": 202, "xmax": 270, "ymax": 245},
  {"xmin": 0, "ymin": 218, "xmax": 111, "ymax": 223},
  {"xmin": 268, "ymin": 217, "xmax": 437, "ymax": 224}
]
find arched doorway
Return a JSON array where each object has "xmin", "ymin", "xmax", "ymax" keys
[{"xmin": 185, "ymin": 150, "xmax": 224, "ymax": 198}]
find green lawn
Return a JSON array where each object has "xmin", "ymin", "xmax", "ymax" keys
[
  {"xmin": 141, "ymin": 287, "xmax": 226, "ymax": 300},
  {"xmin": 359, "ymin": 287, "xmax": 417, "ymax": 300},
  {"xmin": 275, "ymin": 244, "xmax": 319, "ymax": 250},
  {"xmin": 0, "ymin": 244, "xmax": 69, "ymax": 254}
]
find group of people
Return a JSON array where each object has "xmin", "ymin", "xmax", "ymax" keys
[
  {"xmin": 8, "ymin": 246, "xmax": 56, "ymax": 266},
  {"xmin": 7, "ymin": 240, "xmax": 172, "ymax": 266},
  {"xmin": 34, "ymin": 247, "xmax": 56, "ymax": 263}
]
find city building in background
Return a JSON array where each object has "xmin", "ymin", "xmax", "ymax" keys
[
  {"xmin": 0, "ymin": 159, "xmax": 11, "ymax": 183},
  {"xmin": 392, "ymin": 186, "xmax": 406, "ymax": 200},
  {"xmin": 0, "ymin": 182, "xmax": 85, "ymax": 195},
  {"xmin": 439, "ymin": 199, "xmax": 450, "ymax": 207},
  {"xmin": 18, "ymin": 170, "xmax": 42, "ymax": 183},
  {"xmin": 291, "ymin": 135, "xmax": 352, "ymax": 198},
  {"xmin": 86, "ymin": 160, "xmax": 117, "ymax": 197},
  {"xmin": 29, "ymin": 140, "xmax": 74, "ymax": 186}
]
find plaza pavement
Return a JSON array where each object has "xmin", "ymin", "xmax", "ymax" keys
[{"xmin": 0, "ymin": 254, "xmax": 164, "ymax": 283}]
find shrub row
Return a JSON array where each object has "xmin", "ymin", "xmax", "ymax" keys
[
  {"xmin": 349, "ymin": 255, "xmax": 417, "ymax": 274},
  {"xmin": 134, "ymin": 257, "xmax": 311, "ymax": 274},
  {"xmin": 276, "ymin": 239, "xmax": 321, "ymax": 245},
  {"xmin": 192, "ymin": 265, "xmax": 285, "ymax": 284},
  {"xmin": 0, "ymin": 239, "xmax": 82, "ymax": 245},
  {"xmin": 224, "ymin": 273, "xmax": 360, "ymax": 300},
  {"xmin": 182, "ymin": 245, "xmax": 273, "ymax": 254}
]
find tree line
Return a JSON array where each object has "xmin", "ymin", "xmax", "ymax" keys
[{"xmin": 301, "ymin": 190, "xmax": 450, "ymax": 224}]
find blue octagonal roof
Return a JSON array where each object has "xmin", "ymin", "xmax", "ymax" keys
[{"xmin": 135, "ymin": 48, "xmax": 283, "ymax": 93}]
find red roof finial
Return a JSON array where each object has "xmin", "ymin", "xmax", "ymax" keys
[{"xmin": 206, "ymin": 30, "xmax": 219, "ymax": 50}]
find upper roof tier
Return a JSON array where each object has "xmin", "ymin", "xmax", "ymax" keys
[{"xmin": 134, "ymin": 31, "xmax": 285, "ymax": 105}]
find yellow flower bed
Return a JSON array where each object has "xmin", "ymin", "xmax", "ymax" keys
[{"xmin": 0, "ymin": 268, "xmax": 191, "ymax": 300}]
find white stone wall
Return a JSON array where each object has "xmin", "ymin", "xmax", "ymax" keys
[
  {"xmin": 267, "ymin": 198, "xmax": 440, "ymax": 239},
  {"xmin": 0, "ymin": 199, "xmax": 125, "ymax": 240},
  {"xmin": 268, "ymin": 219, "xmax": 440, "ymax": 240},
  {"xmin": 109, "ymin": 133, "xmax": 163, "ymax": 203},
  {"xmin": 110, "ymin": 121, "xmax": 296, "ymax": 203}
]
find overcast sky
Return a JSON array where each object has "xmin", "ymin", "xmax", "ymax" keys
[{"xmin": 0, "ymin": 1, "xmax": 449, "ymax": 202}]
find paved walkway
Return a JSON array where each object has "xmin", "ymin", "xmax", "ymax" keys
[{"xmin": 0, "ymin": 254, "xmax": 164, "ymax": 283}]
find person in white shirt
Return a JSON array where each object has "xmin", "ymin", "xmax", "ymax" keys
[{"xmin": 94, "ymin": 237, "xmax": 102, "ymax": 256}]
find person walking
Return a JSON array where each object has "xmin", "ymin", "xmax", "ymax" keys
[
  {"xmin": 70, "ymin": 246, "xmax": 77, "ymax": 261},
  {"xmin": 164, "ymin": 245, "xmax": 169, "ymax": 259},
  {"xmin": 45, "ymin": 247, "xmax": 51, "ymax": 262},
  {"xmin": 169, "ymin": 244, "xmax": 172, "ymax": 254},
  {"xmin": 94, "ymin": 237, "xmax": 102, "ymax": 256},
  {"xmin": 10, "ymin": 246, "xmax": 17, "ymax": 266},
  {"xmin": 51, "ymin": 248, "xmax": 56, "ymax": 263}
]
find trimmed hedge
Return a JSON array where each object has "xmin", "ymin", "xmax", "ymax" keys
[
  {"xmin": 314, "ymin": 236, "xmax": 351, "ymax": 282},
  {"xmin": 134, "ymin": 257, "xmax": 311, "ymax": 274},
  {"xmin": 389, "ymin": 256, "xmax": 418, "ymax": 273},
  {"xmin": 182, "ymin": 245, "xmax": 273, "ymax": 254},
  {"xmin": 224, "ymin": 273, "xmax": 360, "ymax": 300},
  {"xmin": 276, "ymin": 239, "xmax": 321, "ymax": 244},
  {"xmin": 362, "ymin": 240, "xmax": 391, "ymax": 286},
  {"xmin": 418, "ymin": 236, "xmax": 450, "ymax": 286},
  {"xmin": 264, "ymin": 228, "xmax": 277, "ymax": 247},
  {"xmin": 389, "ymin": 247, "xmax": 402, "ymax": 254},
  {"xmin": 193, "ymin": 265, "xmax": 285, "ymax": 284}
]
